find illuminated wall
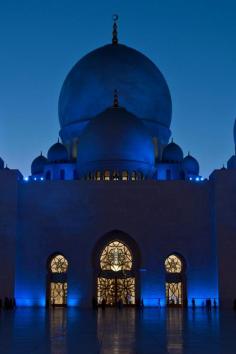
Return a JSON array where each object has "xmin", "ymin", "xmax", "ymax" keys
[{"xmin": 13, "ymin": 178, "xmax": 219, "ymax": 307}]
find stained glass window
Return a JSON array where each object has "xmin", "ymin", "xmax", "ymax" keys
[
  {"xmin": 131, "ymin": 171, "xmax": 137, "ymax": 181},
  {"xmin": 104, "ymin": 171, "xmax": 110, "ymax": 181},
  {"xmin": 112, "ymin": 171, "xmax": 119, "ymax": 181},
  {"xmin": 165, "ymin": 254, "xmax": 182, "ymax": 273},
  {"xmin": 122, "ymin": 171, "xmax": 128, "ymax": 181},
  {"xmin": 166, "ymin": 282, "xmax": 182, "ymax": 305},
  {"xmin": 100, "ymin": 241, "xmax": 132, "ymax": 272},
  {"xmin": 96, "ymin": 171, "xmax": 101, "ymax": 181},
  {"xmin": 50, "ymin": 255, "xmax": 68, "ymax": 274},
  {"xmin": 50, "ymin": 282, "xmax": 67, "ymax": 305}
]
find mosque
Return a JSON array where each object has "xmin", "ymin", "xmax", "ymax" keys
[{"xmin": 0, "ymin": 18, "xmax": 236, "ymax": 308}]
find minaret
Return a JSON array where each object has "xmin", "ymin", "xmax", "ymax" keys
[
  {"xmin": 226, "ymin": 118, "xmax": 236, "ymax": 169},
  {"xmin": 234, "ymin": 119, "xmax": 236, "ymax": 154},
  {"xmin": 112, "ymin": 15, "xmax": 119, "ymax": 45}
]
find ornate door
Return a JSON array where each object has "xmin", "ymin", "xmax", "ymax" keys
[{"xmin": 97, "ymin": 277, "xmax": 135, "ymax": 305}]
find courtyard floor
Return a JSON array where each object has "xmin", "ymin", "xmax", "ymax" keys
[{"xmin": 0, "ymin": 307, "xmax": 235, "ymax": 354}]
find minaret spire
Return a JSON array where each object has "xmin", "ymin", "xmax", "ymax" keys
[
  {"xmin": 112, "ymin": 14, "xmax": 119, "ymax": 45},
  {"xmin": 113, "ymin": 89, "xmax": 119, "ymax": 108}
]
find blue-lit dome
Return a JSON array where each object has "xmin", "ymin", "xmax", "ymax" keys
[
  {"xmin": 77, "ymin": 106, "xmax": 155, "ymax": 177},
  {"xmin": 59, "ymin": 43, "xmax": 172, "ymax": 145},
  {"xmin": 31, "ymin": 153, "xmax": 48, "ymax": 175},
  {"xmin": 162, "ymin": 141, "xmax": 183, "ymax": 163},
  {"xmin": 0, "ymin": 157, "xmax": 4, "ymax": 169},
  {"xmin": 227, "ymin": 155, "xmax": 236, "ymax": 170},
  {"xmin": 47, "ymin": 141, "xmax": 68, "ymax": 163},
  {"xmin": 182, "ymin": 154, "xmax": 199, "ymax": 175}
]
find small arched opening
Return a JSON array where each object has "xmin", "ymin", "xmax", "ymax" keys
[
  {"xmin": 47, "ymin": 254, "xmax": 68, "ymax": 307},
  {"xmin": 165, "ymin": 254, "xmax": 186, "ymax": 307}
]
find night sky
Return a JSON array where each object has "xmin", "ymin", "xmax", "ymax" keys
[{"xmin": 0, "ymin": 0, "xmax": 235, "ymax": 177}]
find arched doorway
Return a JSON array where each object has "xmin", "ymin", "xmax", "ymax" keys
[
  {"xmin": 97, "ymin": 240, "xmax": 136, "ymax": 306},
  {"xmin": 47, "ymin": 254, "xmax": 68, "ymax": 306},
  {"xmin": 165, "ymin": 254, "xmax": 186, "ymax": 307}
]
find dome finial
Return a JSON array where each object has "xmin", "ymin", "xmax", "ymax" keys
[
  {"xmin": 112, "ymin": 14, "xmax": 119, "ymax": 45},
  {"xmin": 113, "ymin": 89, "xmax": 119, "ymax": 108}
]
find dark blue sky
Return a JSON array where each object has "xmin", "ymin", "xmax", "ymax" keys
[{"xmin": 0, "ymin": 0, "xmax": 235, "ymax": 177}]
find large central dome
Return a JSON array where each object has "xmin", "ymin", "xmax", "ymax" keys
[{"xmin": 59, "ymin": 43, "xmax": 172, "ymax": 147}]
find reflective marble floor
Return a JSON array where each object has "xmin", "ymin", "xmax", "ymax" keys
[{"xmin": 0, "ymin": 307, "xmax": 235, "ymax": 354}]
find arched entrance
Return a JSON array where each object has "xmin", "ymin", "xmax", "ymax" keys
[
  {"xmin": 47, "ymin": 254, "xmax": 68, "ymax": 306},
  {"xmin": 165, "ymin": 254, "xmax": 186, "ymax": 307},
  {"xmin": 97, "ymin": 240, "xmax": 136, "ymax": 306}
]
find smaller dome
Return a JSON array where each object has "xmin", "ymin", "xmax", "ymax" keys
[
  {"xmin": 47, "ymin": 141, "xmax": 68, "ymax": 163},
  {"xmin": 162, "ymin": 141, "xmax": 183, "ymax": 163},
  {"xmin": 182, "ymin": 154, "xmax": 199, "ymax": 175},
  {"xmin": 31, "ymin": 153, "xmax": 48, "ymax": 175},
  {"xmin": 0, "ymin": 157, "xmax": 4, "ymax": 170},
  {"xmin": 227, "ymin": 155, "xmax": 236, "ymax": 170}
]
